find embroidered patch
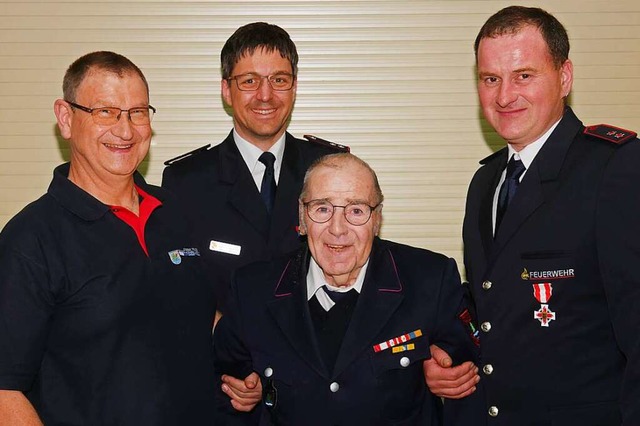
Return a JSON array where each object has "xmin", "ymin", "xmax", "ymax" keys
[{"xmin": 458, "ymin": 309, "xmax": 480, "ymax": 347}]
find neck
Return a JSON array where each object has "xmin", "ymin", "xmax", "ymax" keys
[{"xmin": 68, "ymin": 165, "xmax": 140, "ymax": 214}]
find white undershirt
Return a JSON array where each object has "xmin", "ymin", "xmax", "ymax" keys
[{"xmin": 233, "ymin": 129, "xmax": 286, "ymax": 190}]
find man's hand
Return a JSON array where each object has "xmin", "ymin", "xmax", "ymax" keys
[
  {"xmin": 221, "ymin": 372, "xmax": 262, "ymax": 412},
  {"xmin": 423, "ymin": 344, "xmax": 479, "ymax": 399}
]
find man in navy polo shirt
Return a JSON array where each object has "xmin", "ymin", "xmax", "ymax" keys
[{"xmin": 0, "ymin": 51, "xmax": 218, "ymax": 425}]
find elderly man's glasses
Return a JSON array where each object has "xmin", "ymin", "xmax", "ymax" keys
[
  {"xmin": 303, "ymin": 200, "xmax": 380, "ymax": 226},
  {"xmin": 227, "ymin": 73, "xmax": 295, "ymax": 91},
  {"xmin": 67, "ymin": 101, "xmax": 156, "ymax": 126}
]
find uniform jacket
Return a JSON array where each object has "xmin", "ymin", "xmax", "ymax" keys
[
  {"xmin": 463, "ymin": 107, "xmax": 640, "ymax": 425},
  {"xmin": 214, "ymin": 238, "xmax": 484, "ymax": 426},
  {"xmin": 162, "ymin": 131, "xmax": 343, "ymax": 311}
]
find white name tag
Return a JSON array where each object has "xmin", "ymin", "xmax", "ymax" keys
[{"xmin": 209, "ymin": 240, "xmax": 241, "ymax": 256}]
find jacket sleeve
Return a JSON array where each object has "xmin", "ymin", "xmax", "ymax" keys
[
  {"xmin": 596, "ymin": 140, "xmax": 640, "ymax": 426},
  {"xmin": 212, "ymin": 277, "xmax": 258, "ymax": 425},
  {"xmin": 431, "ymin": 257, "xmax": 486, "ymax": 426}
]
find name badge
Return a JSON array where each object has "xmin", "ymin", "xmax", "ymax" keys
[{"xmin": 209, "ymin": 240, "xmax": 241, "ymax": 256}]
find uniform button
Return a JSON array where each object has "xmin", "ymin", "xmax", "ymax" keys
[
  {"xmin": 488, "ymin": 406, "xmax": 499, "ymax": 417},
  {"xmin": 481, "ymin": 321, "xmax": 491, "ymax": 332},
  {"xmin": 482, "ymin": 280, "xmax": 492, "ymax": 290},
  {"xmin": 330, "ymin": 382, "xmax": 340, "ymax": 393},
  {"xmin": 400, "ymin": 356, "xmax": 410, "ymax": 367},
  {"xmin": 264, "ymin": 367, "xmax": 273, "ymax": 378},
  {"xmin": 483, "ymin": 364, "xmax": 493, "ymax": 375}
]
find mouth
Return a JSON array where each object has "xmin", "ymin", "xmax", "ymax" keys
[
  {"xmin": 104, "ymin": 143, "xmax": 133, "ymax": 150},
  {"xmin": 252, "ymin": 107, "xmax": 276, "ymax": 116},
  {"xmin": 325, "ymin": 244, "xmax": 350, "ymax": 252}
]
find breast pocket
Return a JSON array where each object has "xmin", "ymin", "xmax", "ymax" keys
[{"xmin": 370, "ymin": 333, "xmax": 430, "ymax": 421}]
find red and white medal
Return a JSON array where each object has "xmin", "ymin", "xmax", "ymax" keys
[{"xmin": 533, "ymin": 283, "xmax": 556, "ymax": 327}]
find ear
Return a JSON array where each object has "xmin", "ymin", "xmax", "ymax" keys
[
  {"xmin": 54, "ymin": 99, "xmax": 73, "ymax": 140},
  {"xmin": 560, "ymin": 59, "xmax": 573, "ymax": 98},
  {"xmin": 221, "ymin": 79, "xmax": 233, "ymax": 107},
  {"xmin": 372, "ymin": 205, "xmax": 383, "ymax": 236},
  {"xmin": 298, "ymin": 200, "xmax": 307, "ymax": 235}
]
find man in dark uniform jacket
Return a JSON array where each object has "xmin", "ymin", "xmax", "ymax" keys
[
  {"xmin": 214, "ymin": 153, "xmax": 484, "ymax": 425},
  {"xmin": 162, "ymin": 22, "xmax": 346, "ymax": 317},
  {"xmin": 424, "ymin": 6, "xmax": 640, "ymax": 425}
]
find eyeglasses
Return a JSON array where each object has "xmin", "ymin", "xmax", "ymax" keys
[
  {"xmin": 303, "ymin": 199, "xmax": 380, "ymax": 226},
  {"xmin": 227, "ymin": 73, "xmax": 296, "ymax": 91},
  {"xmin": 66, "ymin": 101, "xmax": 156, "ymax": 126}
]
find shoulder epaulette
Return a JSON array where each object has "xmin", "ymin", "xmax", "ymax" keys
[
  {"xmin": 163, "ymin": 144, "xmax": 211, "ymax": 166},
  {"xmin": 479, "ymin": 147, "xmax": 507, "ymax": 165},
  {"xmin": 303, "ymin": 134, "xmax": 350, "ymax": 152},
  {"xmin": 584, "ymin": 124, "xmax": 637, "ymax": 145}
]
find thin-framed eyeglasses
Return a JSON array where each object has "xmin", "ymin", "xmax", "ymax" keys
[
  {"xmin": 227, "ymin": 73, "xmax": 296, "ymax": 91},
  {"xmin": 66, "ymin": 101, "xmax": 156, "ymax": 126},
  {"xmin": 303, "ymin": 199, "xmax": 381, "ymax": 226}
]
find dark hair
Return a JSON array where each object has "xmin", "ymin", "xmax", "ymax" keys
[
  {"xmin": 220, "ymin": 22, "xmax": 298, "ymax": 79},
  {"xmin": 63, "ymin": 51, "xmax": 149, "ymax": 102},
  {"xmin": 300, "ymin": 153, "xmax": 384, "ymax": 206},
  {"xmin": 474, "ymin": 6, "xmax": 570, "ymax": 68}
]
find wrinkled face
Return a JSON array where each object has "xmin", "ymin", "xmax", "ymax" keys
[
  {"xmin": 477, "ymin": 25, "xmax": 573, "ymax": 150},
  {"xmin": 55, "ymin": 69, "xmax": 152, "ymax": 183},
  {"xmin": 221, "ymin": 48, "xmax": 297, "ymax": 149},
  {"xmin": 299, "ymin": 161, "xmax": 382, "ymax": 287}
]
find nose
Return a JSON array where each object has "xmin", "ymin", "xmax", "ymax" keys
[
  {"xmin": 328, "ymin": 207, "xmax": 349, "ymax": 236},
  {"xmin": 256, "ymin": 76, "xmax": 274, "ymax": 102},
  {"xmin": 110, "ymin": 111, "xmax": 134, "ymax": 140},
  {"xmin": 496, "ymin": 80, "xmax": 517, "ymax": 108}
]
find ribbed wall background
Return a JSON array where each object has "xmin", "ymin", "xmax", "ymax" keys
[{"xmin": 1, "ymin": 0, "xmax": 639, "ymax": 273}]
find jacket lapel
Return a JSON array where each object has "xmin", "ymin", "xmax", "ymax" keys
[
  {"xmin": 478, "ymin": 149, "xmax": 507, "ymax": 260},
  {"xmin": 333, "ymin": 241, "xmax": 404, "ymax": 377},
  {"xmin": 266, "ymin": 248, "xmax": 328, "ymax": 377},
  {"xmin": 218, "ymin": 132, "xmax": 270, "ymax": 237},
  {"xmin": 489, "ymin": 108, "xmax": 584, "ymax": 261},
  {"xmin": 268, "ymin": 134, "xmax": 304, "ymax": 250}
]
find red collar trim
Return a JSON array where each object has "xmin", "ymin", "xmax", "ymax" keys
[{"xmin": 109, "ymin": 185, "xmax": 163, "ymax": 256}]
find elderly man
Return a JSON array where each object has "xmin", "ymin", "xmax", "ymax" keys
[
  {"xmin": 0, "ymin": 51, "xmax": 217, "ymax": 425},
  {"xmin": 162, "ymin": 22, "xmax": 347, "ymax": 315},
  {"xmin": 213, "ymin": 153, "xmax": 483, "ymax": 425},
  {"xmin": 425, "ymin": 6, "xmax": 640, "ymax": 425}
]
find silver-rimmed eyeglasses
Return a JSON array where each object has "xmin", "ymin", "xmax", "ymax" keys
[
  {"xmin": 227, "ymin": 73, "xmax": 296, "ymax": 91},
  {"xmin": 66, "ymin": 101, "xmax": 156, "ymax": 126},
  {"xmin": 303, "ymin": 199, "xmax": 380, "ymax": 226}
]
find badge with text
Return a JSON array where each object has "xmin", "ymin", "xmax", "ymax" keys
[
  {"xmin": 209, "ymin": 240, "xmax": 241, "ymax": 256},
  {"xmin": 373, "ymin": 329, "xmax": 422, "ymax": 353},
  {"xmin": 533, "ymin": 283, "xmax": 556, "ymax": 327}
]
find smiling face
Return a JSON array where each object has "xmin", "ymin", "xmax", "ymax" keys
[
  {"xmin": 55, "ymin": 68, "xmax": 152, "ymax": 188},
  {"xmin": 477, "ymin": 25, "xmax": 573, "ymax": 150},
  {"xmin": 221, "ymin": 47, "xmax": 296, "ymax": 150},
  {"xmin": 299, "ymin": 158, "xmax": 382, "ymax": 287}
]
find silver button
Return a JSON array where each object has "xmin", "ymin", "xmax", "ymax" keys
[
  {"xmin": 400, "ymin": 356, "xmax": 410, "ymax": 367},
  {"xmin": 330, "ymin": 382, "xmax": 340, "ymax": 393},
  {"xmin": 488, "ymin": 406, "xmax": 499, "ymax": 417},
  {"xmin": 483, "ymin": 364, "xmax": 493, "ymax": 375},
  {"xmin": 482, "ymin": 280, "xmax": 492, "ymax": 290},
  {"xmin": 264, "ymin": 367, "xmax": 273, "ymax": 378},
  {"xmin": 481, "ymin": 321, "xmax": 491, "ymax": 332}
]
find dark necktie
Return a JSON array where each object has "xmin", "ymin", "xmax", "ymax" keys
[
  {"xmin": 496, "ymin": 156, "xmax": 526, "ymax": 232},
  {"xmin": 258, "ymin": 152, "xmax": 277, "ymax": 214}
]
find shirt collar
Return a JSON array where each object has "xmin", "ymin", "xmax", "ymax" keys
[
  {"xmin": 507, "ymin": 118, "xmax": 561, "ymax": 169},
  {"xmin": 233, "ymin": 129, "xmax": 286, "ymax": 178},
  {"xmin": 306, "ymin": 256, "xmax": 369, "ymax": 310}
]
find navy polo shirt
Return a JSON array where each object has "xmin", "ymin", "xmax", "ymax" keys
[{"xmin": 0, "ymin": 163, "xmax": 217, "ymax": 425}]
